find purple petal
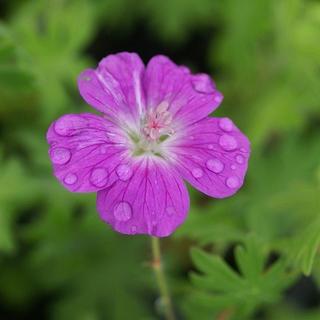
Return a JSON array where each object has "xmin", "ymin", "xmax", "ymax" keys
[
  {"xmin": 78, "ymin": 52, "xmax": 146, "ymax": 122},
  {"xmin": 144, "ymin": 55, "xmax": 223, "ymax": 126},
  {"xmin": 169, "ymin": 117, "xmax": 250, "ymax": 198},
  {"xmin": 97, "ymin": 159, "xmax": 190, "ymax": 237},
  {"xmin": 47, "ymin": 113, "xmax": 131, "ymax": 192}
]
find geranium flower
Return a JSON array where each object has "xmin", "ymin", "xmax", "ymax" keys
[{"xmin": 47, "ymin": 52, "xmax": 250, "ymax": 237}]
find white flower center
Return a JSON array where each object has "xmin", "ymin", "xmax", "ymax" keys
[
  {"xmin": 129, "ymin": 101, "xmax": 175, "ymax": 157},
  {"xmin": 143, "ymin": 101, "xmax": 174, "ymax": 141}
]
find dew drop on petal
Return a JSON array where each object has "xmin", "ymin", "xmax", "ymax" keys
[
  {"xmin": 166, "ymin": 206, "xmax": 176, "ymax": 217},
  {"xmin": 231, "ymin": 164, "xmax": 236, "ymax": 170},
  {"xmin": 206, "ymin": 158, "xmax": 224, "ymax": 173},
  {"xmin": 180, "ymin": 66, "xmax": 190, "ymax": 74},
  {"xmin": 64, "ymin": 173, "xmax": 78, "ymax": 185},
  {"xmin": 51, "ymin": 147, "xmax": 71, "ymax": 165},
  {"xmin": 226, "ymin": 176, "xmax": 240, "ymax": 189},
  {"xmin": 219, "ymin": 118, "xmax": 233, "ymax": 132},
  {"xmin": 113, "ymin": 201, "xmax": 132, "ymax": 222},
  {"xmin": 219, "ymin": 134, "xmax": 238, "ymax": 151},
  {"xmin": 240, "ymin": 148, "xmax": 247, "ymax": 153},
  {"xmin": 116, "ymin": 164, "xmax": 133, "ymax": 181},
  {"xmin": 54, "ymin": 115, "xmax": 85, "ymax": 136},
  {"xmin": 192, "ymin": 168, "xmax": 203, "ymax": 178},
  {"xmin": 191, "ymin": 75, "xmax": 215, "ymax": 94},
  {"xmin": 214, "ymin": 93, "xmax": 223, "ymax": 103},
  {"xmin": 54, "ymin": 118, "xmax": 69, "ymax": 136},
  {"xmin": 90, "ymin": 167, "xmax": 109, "ymax": 187},
  {"xmin": 100, "ymin": 145, "xmax": 108, "ymax": 154},
  {"xmin": 208, "ymin": 144, "xmax": 214, "ymax": 150},
  {"xmin": 130, "ymin": 225, "xmax": 137, "ymax": 234},
  {"xmin": 236, "ymin": 154, "xmax": 245, "ymax": 164}
]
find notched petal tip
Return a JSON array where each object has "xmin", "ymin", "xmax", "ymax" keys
[
  {"xmin": 78, "ymin": 52, "xmax": 146, "ymax": 120},
  {"xmin": 144, "ymin": 55, "xmax": 223, "ymax": 126}
]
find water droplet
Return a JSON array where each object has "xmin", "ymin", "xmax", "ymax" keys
[
  {"xmin": 90, "ymin": 167, "xmax": 108, "ymax": 187},
  {"xmin": 54, "ymin": 115, "xmax": 85, "ymax": 136},
  {"xmin": 83, "ymin": 76, "xmax": 91, "ymax": 81},
  {"xmin": 191, "ymin": 74, "xmax": 215, "ymax": 93},
  {"xmin": 130, "ymin": 225, "xmax": 137, "ymax": 234},
  {"xmin": 64, "ymin": 173, "xmax": 78, "ymax": 185},
  {"xmin": 116, "ymin": 164, "xmax": 133, "ymax": 181},
  {"xmin": 113, "ymin": 201, "xmax": 132, "ymax": 222},
  {"xmin": 192, "ymin": 168, "xmax": 203, "ymax": 178},
  {"xmin": 236, "ymin": 154, "xmax": 245, "ymax": 164},
  {"xmin": 240, "ymin": 148, "xmax": 247, "ymax": 153},
  {"xmin": 206, "ymin": 158, "xmax": 224, "ymax": 173},
  {"xmin": 180, "ymin": 66, "xmax": 190, "ymax": 74},
  {"xmin": 100, "ymin": 145, "xmax": 108, "ymax": 154},
  {"xmin": 231, "ymin": 164, "xmax": 236, "ymax": 170},
  {"xmin": 214, "ymin": 93, "xmax": 223, "ymax": 103},
  {"xmin": 219, "ymin": 134, "xmax": 238, "ymax": 151},
  {"xmin": 219, "ymin": 118, "xmax": 233, "ymax": 132},
  {"xmin": 226, "ymin": 176, "xmax": 240, "ymax": 189},
  {"xmin": 208, "ymin": 144, "xmax": 214, "ymax": 150},
  {"xmin": 166, "ymin": 206, "xmax": 176, "ymax": 217},
  {"xmin": 51, "ymin": 147, "xmax": 71, "ymax": 165}
]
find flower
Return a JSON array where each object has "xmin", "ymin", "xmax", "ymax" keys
[{"xmin": 47, "ymin": 52, "xmax": 250, "ymax": 237}]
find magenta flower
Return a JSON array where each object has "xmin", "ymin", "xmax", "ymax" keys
[{"xmin": 47, "ymin": 52, "xmax": 250, "ymax": 237}]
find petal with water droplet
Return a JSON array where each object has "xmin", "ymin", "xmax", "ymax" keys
[
  {"xmin": 50, "ymin": 147, "xmax": 71, "ymax": 165},
  {"xmin": 144, "ymin": 56, "xmax": 223, "ymax": 126},
  {"xmin": 116, "ymin": 164, "xmax": 133, "ymax": 181},
  {"xmin": 219, "ymin": 118, "xmax": 233, "ymax": 132},
  {"xmin": 192, "ymin": 168, "xmax": 204, "ymax": 178},
  {"xmin": 47, "ymin": 113, "xmax": 129, "ymax": 192},
  {"xmin": 97, "ymin": 159, "xmax": 190, "ymax": 237},
  {"xmin": 169, "ymin": 117, "xmax": 250, "ymax": 198}
]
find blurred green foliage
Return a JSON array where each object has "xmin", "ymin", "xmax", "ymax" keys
[{"xmin": 0, "ymin": 0, "xmax": 320, "ymax": 319}]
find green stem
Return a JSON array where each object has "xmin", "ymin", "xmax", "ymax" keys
[{"xmin": 151, "ymin": 237, "xmax": 176, "ymax": 320}]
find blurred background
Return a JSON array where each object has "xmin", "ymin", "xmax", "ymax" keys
[{"xmin": 0, "ymin": 0, "xmax": 320, "ymax": 319}]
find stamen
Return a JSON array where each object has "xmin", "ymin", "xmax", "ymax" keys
[{"xmin": 143, "ymin": 101, "xmax": 174, "ymax": 141}]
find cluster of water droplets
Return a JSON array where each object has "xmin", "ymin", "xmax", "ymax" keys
[
  {"xmin": 52, "ymin": 115, "xmax": 137, "ymax": 188},
  {"xmin": 190, "ymin": 118, "xmax": 248, "ymax": 189},
  {"xmin": 111, "ymin": 199, "xmax": 178, "ymax": 234}
]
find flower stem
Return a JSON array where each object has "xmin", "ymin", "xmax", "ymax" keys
[{"xmin": 151, "ymin": 236, "xmax": 176, "ymax": 320}]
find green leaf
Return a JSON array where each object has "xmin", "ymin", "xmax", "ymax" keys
[
  {"xmin": 189, "ymin": 237, "xmax": 294, "ymax": 318},
  {"xmin": 0, "ymin": 207, "xmax": 15, "ymax": 252},
  {"xmin": 191, "ymin": 247, "xmax": 244, "ymax": 292},
  {"xmin": 289, "ymin": 217, "xmax": 320, "ymax": 276}
]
